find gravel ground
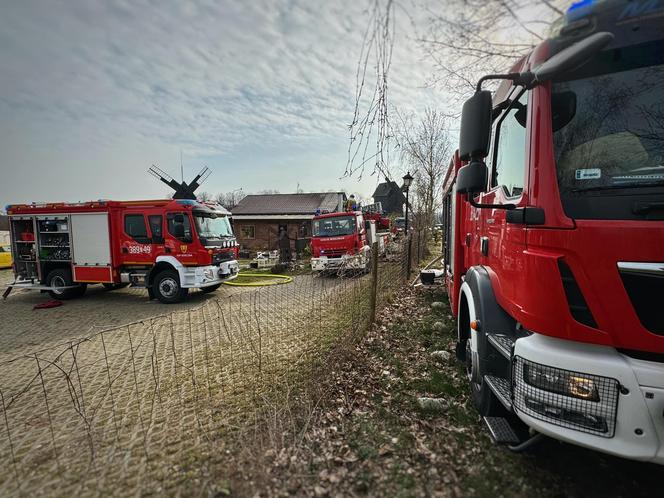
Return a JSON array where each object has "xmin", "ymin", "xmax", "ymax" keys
[
  {"xmin": 0, "ymin": 269, "xmax": 301, "ymax": 362},
  {"xmin": 0, "ymin": 266, "xmax": 379, "ymax": 496}
]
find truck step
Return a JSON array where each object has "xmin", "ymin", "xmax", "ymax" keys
[
  {"xmin": 484, "ymin": 375, "xmax": 512, "ymax": 410},
  {"xmin": 483, "ymin": 416, "xmax": 522, "ymax": 445},
  {"xmin": 487, "ymin": 334, "xmax": 514, "ymax": 360}
]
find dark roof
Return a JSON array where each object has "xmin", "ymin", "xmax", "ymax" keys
[
  {"xmin": 232, "ymin": 193, "xmax": 344, "ymax": 216},
  {"xmin": 373, "ymin": 181, "xmax": 405, "ymax": 202}
]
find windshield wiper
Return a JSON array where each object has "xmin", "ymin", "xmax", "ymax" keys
[{"xmin": 571, "ymin": 179, "xmax": 664, "ymax": 192}]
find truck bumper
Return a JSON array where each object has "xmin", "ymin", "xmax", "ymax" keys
[
  {"xmin": 513, "ymin": 333, "xmax": 664, "ymax": 464},
  {"xmin": 311, "ymin": 254, "xmax": 367, "ymax": 272},
  {"xmin": 180, "ymin": 261, "xmax": 239, "ymax": 288}
]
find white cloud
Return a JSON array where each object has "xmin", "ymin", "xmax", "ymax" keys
[{"xmin": 0, "ymin": 0, "xmax": 446, "ymax": 203}]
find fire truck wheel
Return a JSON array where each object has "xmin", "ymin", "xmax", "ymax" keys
[
  {"xmin": 153, "ymin": 270, "xmax": 189, "ymax": 304},
  {"xmin": 465, "ymin": 338, "xmax": 502, "ymax": 416},
  {"xmin": 46, "ymin": 269, "xmax": 84, "ymax": 300},
  {"xmin": 200, "ymin": 284, "xmax": 222, "ymax": 293}
]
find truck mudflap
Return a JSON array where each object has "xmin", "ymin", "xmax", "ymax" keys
[
  {"xmin": 513, "ymin": 333, "xmax": 664, "ymax": 464},
  {"xmin": 179, "ymin": 261, "xmax": 239, "ymax": 288}
]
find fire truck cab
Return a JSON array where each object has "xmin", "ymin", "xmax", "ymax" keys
[
  {"xmin": 5, "ymin": 199, "xmax": 239, "ymax": 303},
  {"xmin": 310, "ymin": 211, "xmax": 372, "ymax": 273},
  {"xmin": 442, "ymin": 0, "xmax": 664, "ymax": 463}
]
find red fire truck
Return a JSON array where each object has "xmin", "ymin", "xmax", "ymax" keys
[
  {"xmin": 310, "ymin": 210, "xmax": 391, "ymax": 274},
  {"xmin": 441, "ymin": 0, "xmax": 664, "ymax": 463},
  {"xmin": 4, "ymin": 199, "xmax": 239, "ymax": 303}
]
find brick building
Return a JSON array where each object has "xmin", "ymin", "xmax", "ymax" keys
[{"xmin": 231, "ymin": 192, "xmax": 346, "ymax": 253}]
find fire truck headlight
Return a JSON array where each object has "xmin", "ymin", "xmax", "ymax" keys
[
  {"xmin": 524, "ymin": 364, "xmax": 599, "ymax": 401},
  {"xmin": 568, "ymin": 376, "xmax": 599, "ymax": 400}
]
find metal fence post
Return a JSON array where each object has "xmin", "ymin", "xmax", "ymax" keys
[
  {"xmin": 406, "ymin": 233, "xmax": 412, "ymax": 280},
  {"xmin": 369, "ymin": 242, "xmax": 379, "ymax": 324}
]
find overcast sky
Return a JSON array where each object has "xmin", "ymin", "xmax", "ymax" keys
[{"xmin": 0, "ymin": 0, "xmax": 445, "ymax": 207}]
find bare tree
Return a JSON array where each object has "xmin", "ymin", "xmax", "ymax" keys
[
  {"xmin": 197, "ymin": 191, "xmax": 211, "ymax": 202},
  {"xmin": 214, "ymin": 192, "xmax": 226, "ymax": 205},
  {"xmin": 345, "ymin": 0, "xmax": 396, "ymax": 181},
  {"xmin": 396, "ymin": 107, "xmax": 452, "ymax": 228},
  {"xmin": 346, "ymin": 0, "xmax": 564, "ymax": 181},
  {"xmin": 213, "ymin": 190, "xmax": 247, "ymax": 210},
  {"xmin": 418, "ymin": 0, "xmax": 566, "ymax": 104}
]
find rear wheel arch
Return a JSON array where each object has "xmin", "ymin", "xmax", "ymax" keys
[{"xmin": 41, "ymin": 262, "xmax": 72, "ymax": 285}]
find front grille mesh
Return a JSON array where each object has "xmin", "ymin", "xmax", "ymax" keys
[
  {"xmin": 321, "ymin": 250, "xmax": 347, "ymax": 257},
  {"xmin": 513, "ymin": 357, "xmax": 620, "ymax": 437}
]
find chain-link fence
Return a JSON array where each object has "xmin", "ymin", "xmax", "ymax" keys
[{"xmin": 0, "ymin": 239, "xmax": 408, "ymax": 496}]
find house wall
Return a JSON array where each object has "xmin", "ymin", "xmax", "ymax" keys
[
  {"xmin": 234, "ymin": 218, "xmax": 312, "ymax": 254},
  {"xmin": 375, "ymin": 194, "xmax": 404, "ymax": 216}
]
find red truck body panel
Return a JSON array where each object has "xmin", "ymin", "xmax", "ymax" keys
[
  {"xmin": 7, "ymin": 199, "xmax": 238, "ymax": 285},
  {"xmin": 442, "ymin": 32, "xmax": 664, "ymax": 355}
]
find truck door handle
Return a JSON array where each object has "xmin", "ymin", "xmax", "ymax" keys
[{"xmin": 122, "ymin": 247, "xmax": 128, "ymax": 254}]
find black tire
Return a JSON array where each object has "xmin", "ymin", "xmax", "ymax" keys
[
  {"xmin": 465, "ymin": 336, "xmax": 502, "ymax": 416},
  {"xmin": 102, "ymin": 283, "xmax": 129, "ymax": 290},
  {"xmin": 46, "ymin": 269, "xmax": 84, "ymax": 300},
  {"xmin": 200, "ymin": 283, "xmax": 222, "ymax": 294},
  {"xmin": 455, "ymin": 339, "xmax": 466, "ymax": 361},
  {"xmin": 152, "ymin": 270, "xmax": 188, "ymax": 304}
]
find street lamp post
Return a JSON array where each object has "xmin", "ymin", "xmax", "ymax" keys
[{"xmin": 402, "ymin": 172, "xmax": 414, "ymax": 277}]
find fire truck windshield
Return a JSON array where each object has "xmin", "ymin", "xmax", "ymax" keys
[
  {"xmin": 312, "ymin": 216, "xmax": 356, "ymax": 237},
  {"xmin": 194, "ymin": 213, "xmax": 233, "ymax": 240},
  {"xmin": 552, "ymin": 40, "xmax": 664, "ymax": 195}
]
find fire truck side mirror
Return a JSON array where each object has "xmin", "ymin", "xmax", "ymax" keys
[
  {"xmin": 459, "ymin": 90, "xmax": 492, "ymax": 162},
  {"xmin": 456, "ymin": 160, "xmax": 488, "ymax": 196},
  {"xmin": 533, "ymin": 31, "xmax": 614, "ymax": 83}
]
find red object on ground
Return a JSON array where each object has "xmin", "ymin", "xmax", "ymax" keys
[{"xmin": 33, "ymin": 300, "xmax": 63, "ymax": 310}]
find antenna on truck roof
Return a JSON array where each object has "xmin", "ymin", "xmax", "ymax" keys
[{"xmin": 148, "ymin": 164, "xmax": 211, "ymax": 200}]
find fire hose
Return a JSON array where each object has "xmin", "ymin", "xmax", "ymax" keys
[{"xmin": 222, "ymin": 273, "xmax": 293, "ymax": 286}]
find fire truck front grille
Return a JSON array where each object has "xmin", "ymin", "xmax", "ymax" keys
[
  {"xmin": 212, "ymin": 252, "xmax": 234, "ymax": 265},
  {"xmin": 513, "ymin": 357, "xmax": 620, "ymax": 438},
  {"xmin": 618, "ymin": 264, "xmax": 664, "ymax": 336},
  {"xmin": 320, "ymin": 250, "xmax": 346, "ymax": 258}
]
